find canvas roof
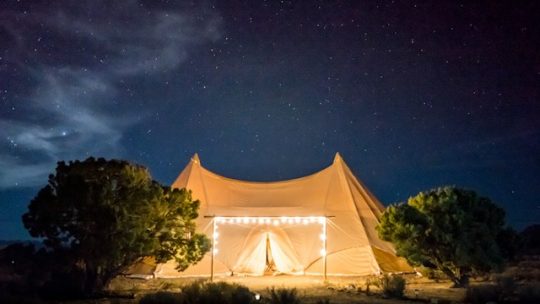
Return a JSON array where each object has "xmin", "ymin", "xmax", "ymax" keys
[{"xmin": 147, "ymin": 153, "xmax": 412, "ymax": 277}]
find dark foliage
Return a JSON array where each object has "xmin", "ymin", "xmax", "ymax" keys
[
  {"xmin": 267, "ymin": 287, "xmax": 302, "ymax": 304},
  {"xmin": 378, "ymin": 186, "xmax": 513, "ymax": 287},
  {"xmin": 374, "ymin": 274, "xmax": 406, "ymax": 298},
  {"xmin": 140, "ymin": 291, "xmax": 182, "ymax": 304},
  {"xmin": 22, "ymin": 157, "xmax": 209, "ymax": 296},
  {"xmin": 139, "ymin": 281, "xmax": 255, "ymax": 304}
]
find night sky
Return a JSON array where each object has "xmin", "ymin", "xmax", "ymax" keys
[{"xmin": 1, "ymin": 1, "xmax": 539, "ymax": 240}]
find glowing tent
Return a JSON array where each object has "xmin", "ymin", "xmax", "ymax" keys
[{"xmin": 146, "ymin": 153, "xmax": 411, "ymax": 278}]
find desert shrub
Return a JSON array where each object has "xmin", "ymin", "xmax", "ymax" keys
[
  {"xmin": 374, "ymin": 274, "xmax": 406, "ymax": 298},
  {"xmin": 465, "ymin": 276, "xmax": 519, "ymax": 304},
  {"xmin": 267, "ymin": 287, "xmax": 302, "ymax": 304},
  {"xmin": 197, "ymin": 281, "xmax": 254, "ymax": 304},
  {"xmin": 364, "ymin": 275, "xmax": 378, "ymax": 295},
  {"xmin": 180, "ymin": 281, "xmax": 202, "ymax": 304},
  {"xmin": 464, "ymin": 284, "xmax": 501, "ymax": 304},
  {"xmin": 140, "ymin": 291, "xmax": 182, "ymax": 304},
  {"xmin": 229, "ymin": 284, "xmax": 254, "ymax": 304},
  {"xmin": 140, "ymin": 281, "xmax": 255, "ymax": 304},
  {"xmin": 516, "ymin": 283, "xmax": 540, "ymax": 303}
]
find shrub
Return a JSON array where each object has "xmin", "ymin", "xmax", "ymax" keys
[
  {"xmin": 374, "ymin": 274, "xmax": 406, "ymax": 298},
  {"xmin": 465, "ymin": 275, "xmax": 521, "ymax": 303},
  {"xmin": 139, "ymin": 281, "xmax": 255, "ymax": 304},
  {"xmin": 198, "ymin": 282, "xmax": 254, "ymax": 304},
  {"xmin": 364, "ymin": 275, "xmax": 378, "ymax": 295},
  {"xmin": 464, "ymin": 284, "xmax": 500, "ymax": 304},
  {"xmin": 140, "ymin": 291, "xmax": 182, "ymax": 304},
  {"xmin": 267, "ymin": 287, "xmax": 302, "ymax": 304}
]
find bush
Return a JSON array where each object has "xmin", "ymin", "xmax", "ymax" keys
[
  {"xmin": 464, "ymin": 284, "xmax": 501, "ymax": 304},
  {"xmin": 374, "ymin": 274, "xmax": 406, "ymax": 298},
  {"xmin": 465, "ymin": 275, "xmax": 524, "ymax": 303},
  {"xmin": 267, "ymin": 287, "xmax": 302, "ymax": 304},
  {"xmin": 199, "ymin": 282, "xmax": 253, "ymax": 304},
  {"xmin": 140, "ymin": 291, "xmax": 182, "ymax": 304},
  {"xmin": 139, "ymin": 281, "xmax": 255, "ymax": 304},
  {"xmin": 363, "ymin": 275, "xmax": 378, "ymax": 295}
]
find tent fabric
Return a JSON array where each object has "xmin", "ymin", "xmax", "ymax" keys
[{"xmin": 131, "ymin": 153, "xmax": 412, "ymax": 278}]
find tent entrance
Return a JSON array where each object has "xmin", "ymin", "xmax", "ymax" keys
[
  {"xmin": 210, "ymin": 216, "xmax": 328, "ymax": 279},
  {"xmin": 263, "ymin": 233, "xmax": 277, "ymax": 275}
]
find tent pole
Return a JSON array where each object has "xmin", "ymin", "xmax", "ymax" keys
[
  {"xmin": 210, "ymin": 218, "xmax": 215, "ymax": 281},
  {"xmin": 323, "ymin": 217, "xmax": 327, "ymax": 282}
]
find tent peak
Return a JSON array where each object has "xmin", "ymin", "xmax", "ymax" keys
[
  {"xmin": 333, "ymin": 152, "xmax": 343, "ymax": 163},
  {"xmin": 191, "ymin": 153, "xmax": 201, "ymax": 164}
]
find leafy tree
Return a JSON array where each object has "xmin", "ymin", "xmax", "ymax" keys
[
  {"xmin": 22, "ymin": 157, "xmax": 210, "ymax": 295},
  {"xmin": 377, "ymin": 186, "xmax": 512, "ymax": 287}
]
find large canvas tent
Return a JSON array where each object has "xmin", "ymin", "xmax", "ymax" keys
[{"xmin": 135, "ymin": 153, "xmax": 411, "ymax": 278}]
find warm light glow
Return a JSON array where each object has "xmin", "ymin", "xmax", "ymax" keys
[
  {"xmin": 213, "ymin": 216, "xmax": 328, "ymax": 226},
  {"xmin": 254, "ymin": 293, "xmax": 261, "ymax": 301},
  {"xmin": 212, "ymin": 216, "xmax": 328, "ymax": 261}
]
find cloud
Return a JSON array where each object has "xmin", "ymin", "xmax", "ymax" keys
[{"xmin": 0, "ymin": 1, "xmax": 221, "ymax": 189}]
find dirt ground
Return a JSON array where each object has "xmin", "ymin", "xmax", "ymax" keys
[{"xmin": 108, "ymin": 274, "xmax": 465, "ymax": 304}]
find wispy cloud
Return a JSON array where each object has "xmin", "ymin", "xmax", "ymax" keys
[{"xmin": 0, "ymin": 1, "xmax": 221, "ymax": 188}]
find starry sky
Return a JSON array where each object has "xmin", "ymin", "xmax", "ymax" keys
[{"xmin": 1, "ymin": 0, "xmax": 539, "ymax": 239}]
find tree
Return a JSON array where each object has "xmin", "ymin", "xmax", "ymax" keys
[
  {"xmin": 377, "ymin": 186, "xmax": 511, "ymax": 287},
  {"xmin": 22, "ymin": 158, "xmax": 210, "ymax": 295}
]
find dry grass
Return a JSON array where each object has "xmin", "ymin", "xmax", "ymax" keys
[
  {"xmin": 12, "ymin": 256, "xmax": 540, "ymax": 304},
  {"xmin": 107, "ymin": 274, "xmax": 465, "ymax": 304}
]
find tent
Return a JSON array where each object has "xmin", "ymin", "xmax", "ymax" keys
[{"xmin": 138, "ymin": 153, "xmax": 411, "ymax": 278}]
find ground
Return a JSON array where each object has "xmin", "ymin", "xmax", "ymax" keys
[
  {"xmin": 2, "ymin": 257, "xmax": 539, "ymax": 303},
  {"xmin": 106, "ymin": 274, "xmax": 465, "ymax": 304}
]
